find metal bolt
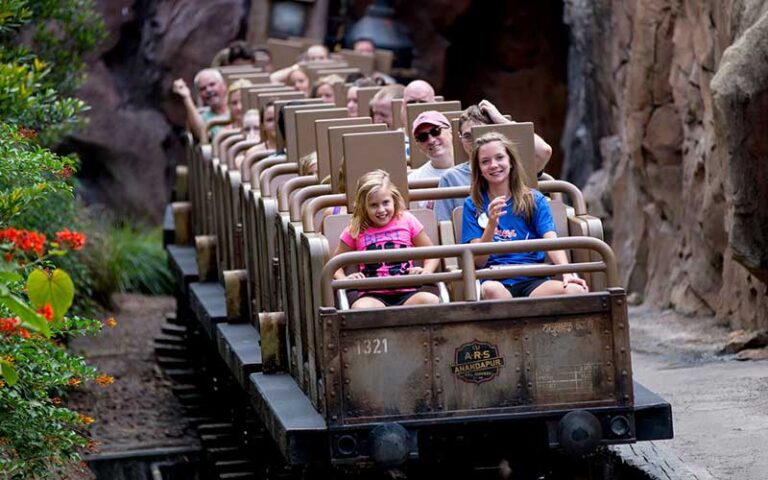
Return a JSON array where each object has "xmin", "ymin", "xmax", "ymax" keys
[
  {"xmin": 331, "ymin": 391, "xmax": 336, "ymax": 397},
  {"xmin": 343, "ymin": 348, "xmax": 348, "ymax": 353},
  {"xmin": 329, "ymin": 367, "xmax": 335, "ymax": 373},
  {"xmin": 622, "ymin": 370, "xmax": 628, "ymax": 376},
  {"xmin": 422, "ymin": 327, "xmax": 427, "ymax": 332},
  {"xmin": 342, "ymin": 321, "xmax": 347, "ymax": 327},
  {"xmin": 437, "ymin": 388, "xmax": 442, "ymax": 394},
  {"xmin": 327, "ymin": 319, "xmax": 333, "ymax": 326},
  {"xmin": 332, "ymin": 415, "xmax": 338, "ymax": 421},
  {"xmin": 425, "ymin": 374, "xmax": 429, "ymax": 378},
  {"xmin": 617, "ymin": 299, "xmax": 623, "ymax": 305},
  {"xmin": 341, "ymin": 332, "xmax": 347, "ymax": 337},
  {"xmin": 605, "ymin": 345, "xmax": 610, "ymax": 351},
  {"xmin": 436, "ymin": 373, "xmax": 441, "ymax": 378},
  {"xmin": 517, "ymin": 383, "xmax": 522, "ymax": 389},
  {"xmin": 345, "ymin": 379, "xmax": 350, "ymax": 384},
  {"xmin": 328, "ymin": 344, "xmax": 335, "ymax": 349},
  {"xmin": 527, "ymin": 382, "xmax": 532, "ymax": 388},
  {"xmin": 620, "ymin": 348, "xmax": 626, "ymax": 353},
  {"xmin": 438, "ymin": 404, "xmax": 443, "ymax": 410},
  {"xmin": 423, "ymin": 342, "xmax": 428, "ymax": 347},
  {"xmin": 434, "ymin": 357, "xmax": 441, "ymax": 363},
  {"xmin": 624, "ymin": 394, "xmax": 630, "ymax": 400},
  {"xmin": 516, "ymin": 367, "xmax": 520, "ymax": 372}
]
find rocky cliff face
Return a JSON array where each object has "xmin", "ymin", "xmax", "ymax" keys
[
  {"xmin": 564, "ymin": 0, "xmax": 768, "ymax": 328},
  {"xmin": 59, "ymin": 0, "xmax": 246, "ymax": 221}
]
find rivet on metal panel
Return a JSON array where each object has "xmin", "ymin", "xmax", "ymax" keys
[
  {"xmin": 606, "ymin": 362, "xmax": 612, "ymax": 367},
  {"xmin": 526, "ymin": 351, "xmax": 531, "ymax": 356},
  {"xmin": 434, "ymin": 341, "xmax": 439, "ymax": 346},
  {"xmin": 437, "ymin": 388, "xmax": 442, "ymax": 394},
  {"xmin": 423, "ymin": 342, "xmax": 428, "ymax": 347},
  {"xmin": 605, "ymin": 345, "xmax": 610, "ymax": 351},
  {"xmin": 342, "ymin": 321, "xmax": 347, "ymax": 327},
  {"xmin": 527, "ymin": 382, "xmax": 532, "ymax": 388},
  {"xmin": 619, "ymin": 323, "xmax": 624, "ymax": 329},
  {"xmin": 345, "ymin": 379, "xmax": 350, "ymax": 384},
  {"xmin": 329, "ymin": 367, "xmax": 335, "ymax": 373},
  {"xmin": 436, "ymin": 373, "xmax": 441, "ymax": 378},
  {"xmin": 604, "ymin": 329, "xmax": 610, "ymax": 335},
  {"xmin": 526, "ymin": 367, "xmax": 531, "ymax": 372},
  {"xmin": 516, "ymin": 367, "xmax": 520, "ymax": 372},
  {"xmin": 617, "ymin": 299, "xmax": 624, "ymax": 305},
  {"xmin": 434, "ymin": 357, "xmax": 440, "ymax": 363},
  {"xmin": 524, "ymin": 336, "xmax": 529, "ymax": 341},
  {"xmin": 343, "ymin": 348, "xmax": 348, "ymax": 353},
  {"xmin": 620, "ymin": 348, "xmax": 626, "ymax": 353},
  {"xmin": 609, "ymin": 394, "xmax": 615, "ymax": 398},
  {"xmin": 517, "ymin": 383, "xmax": 522, "ymax": 389},
  {"xmin": 346, "ymin": 394, "xmax": 351, "ymax": 400},
  {"xmin": 422, "ymin": 327, "xmax": 427, "ymax": 332},
  {"xmin": 438, "ymin": 405, "xmax": 443, "ymax": 410},
  {"xmin": 424, "ymin": 391, "xmax": 431, "ymax": 397},
  {"xmin": 327, "ymin": 319, "xmax": 333, "ymax": 326},
  {"xmin": 624, "ymin": 394, "xmax": 630, "ymax": 400},
  {"xmin": 622, "ymin": 370, "xmax": 628, "ymax": 376},
  {"xmin": 332, "ymin": 415, "xmax": 338, "ymax": 420},
  {"xmin": 344, "ymin": 363, "xmax": 350, "ymax": 369},
  {"xmin": 608, "ymin": 377, "xmax": 613, "ymax": 383},
  {"xmin": 515, "ymin": 352, "xmax": 520, "ymax": 357},
  {"xmin": 425, "ymin": 373, "xmax": 429, "ymax": 378},
  {"xmin": 331, "ymin": 391, "xmax": 336, "ymax": 397},
  {"xmin": 424, "ymin": 358, "xmax": 429, "ymax": 364},
  {"xmin": 341, "ymin": 332, "xmax": 347, "ymax": 337},
  {"xmin": 328, "ymin": 344, "xmax": 335, "ymax": 349}
]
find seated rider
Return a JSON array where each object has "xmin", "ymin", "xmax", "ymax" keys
[{"xmin": 461, "ymin": 132, "xmax": 588, "ymax": 299}]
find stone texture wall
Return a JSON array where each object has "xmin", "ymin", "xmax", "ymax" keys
[
  {"xmin": 565, "ymin": 0, "xmax": 768, "ymax": 328},
  {"xmin": 59, "ymin": 0, "xmax": 246, "ymax": 222}
]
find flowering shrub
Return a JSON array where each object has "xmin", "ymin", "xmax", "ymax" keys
[{"xmin": 0, "ymin": 225, "xmax": 110, "ymax": 478}]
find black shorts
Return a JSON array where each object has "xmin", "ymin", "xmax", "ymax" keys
[
  {"xmin": 353, "ymin": 285, "xmax": 439, "ymax": 307},
  {"xmin": 504, "ymin": 277, "xmax": 549, "ymax": 298}
]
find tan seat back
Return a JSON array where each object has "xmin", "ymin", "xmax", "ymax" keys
[
  {"xmin": 342, "ymin": 131, "xmax": 409, "ymax": 210},
  {"xmin": 339, "ymin": 50, "xmax": 375, "ymax": 75},
  {"xmin": 295, "ymin": 108, "xmax": 348, "ymax": 161},
  {"xmin": 374, "ymin": 49, "xmax": 393, "ymax": 74},
  {"xmin": 315, "ymin": 118, "xmax": 371, "ymax": 183},
  {"xmin": 267, "ymin": 38, "xmax": 304, "ymax": 70},
  {"xmin": 327, "ymin": 124, "xmax": 388, "ymax": 192},
  {"xmin": 354, "ymin": 86, "xmax": 383, "ymax": 119}
]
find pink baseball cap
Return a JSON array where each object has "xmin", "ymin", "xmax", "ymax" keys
[{"xmin": 411, "ymin": 110, "xmax": 451, "ymax": 136}]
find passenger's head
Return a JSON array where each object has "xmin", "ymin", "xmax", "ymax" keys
[
  {"xmin": 260, "ymin": 101, "xmax": 276, "ymax": 143},
  {"xmin": 312, "ymin": 74, "xmax": 344, "ymax": 104},
  {"xmin": 227, "ymin": 78, "xmax": 254, "ymax": 126},
  {"xmin": 470, "ymin": 132, "xmax": 531, "ymax": 217},
  {"xmin": 242, "ymin": 109, "xmax": 260, "ymax": 141},
  {"xmin": 412, "ymin": 110, "xmax": 452, "ymax": 160},
  {"xmin": 253, "ymin": 47, "xmax": 273, "ymax": 72},
  {"xmin": 369, "ymin": 84, "xmax": 404, "ymax": 129},
  {"xmin": 401, "ymin": 80, "xmax": 435, "ymax": 125},
  {"xmin": 458, "ymin": 105, "xmax": 493, "ymax": 156},
  {"xmin": 227, "ymin": 41, "xmax": 255, "ymax": 65},
  {"xmin": 306, "ymin": 44, "xmax": 329, "ymax": 62},
  {"xmin": 350, "ymin": 170, "xmax": 406, "ymax": 237},
  {"xmin": 346, "ymin": 77, "xmax": 377, "ymax": 117},
  {"xmin": 276, "ymin": 100, "xmax": 304, "ymax": 149},
  {"xmin": 194, "ymin": 69, "xmax": 227, "ymax": 111},
  {"xmin": 287, "ymin": 69, "xmax": 310, "ymax": 97},
  {"xmin": 353, "ymin": 38, "xmax": 376, "ymax": 56},
  {"xmin": 299, "ymin": 151, "xmax": 318, "ymax": 176}
]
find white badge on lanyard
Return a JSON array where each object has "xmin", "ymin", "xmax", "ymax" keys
[{"xmin": 477, "ymin": 212, "xmax": 489, "ymax": 229}]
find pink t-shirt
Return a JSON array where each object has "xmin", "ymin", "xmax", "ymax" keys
[{"xmin": 339, "ymin": 211, "xmax": 424, "ymax": 293}]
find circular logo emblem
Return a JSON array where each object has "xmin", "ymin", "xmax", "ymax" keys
[{"xmin": 477, "ymin": 213, "xmax": 489, "ymax": 229}]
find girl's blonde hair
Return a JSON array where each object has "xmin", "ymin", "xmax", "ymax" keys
[
  {"xmin": 298, "ymin": 151, "xmax": 318, "ymax": 176},
  {"xmin": 348, "ymin": 169, "xmax": 406, "ymax": 237},
  {"xmin": 470, "ymin": 132, "xmax": 534, "ymax": 221},
  {"xmin": 228, "ymin": 78, "xmax": 253, "ymax": 94}
]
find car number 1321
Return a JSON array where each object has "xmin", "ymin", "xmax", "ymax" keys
[{"xmin": 356, "ymin": 338, "xmax": 388, "ymax": 355}]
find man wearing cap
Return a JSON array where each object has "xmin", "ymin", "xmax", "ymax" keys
[{"xmin": 408, "ymin": 110, "xmax": 455, "ymax": 208}]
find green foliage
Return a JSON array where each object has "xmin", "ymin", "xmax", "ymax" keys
[
  {"xmin": 0, "ymin": 0, "xmax": 104, "ymax": 142},
  {"xmin": 83, "ymin": 224, "xmax": 173, "ymax": 305},
  {"xmin": 26, "ymin": 269, "xmax": 74, "ymax": 322}
]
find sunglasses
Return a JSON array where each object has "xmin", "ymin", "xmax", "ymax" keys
[{"xmin": 415, "ymin": 126, "xmax": 443, "ymax": 143}]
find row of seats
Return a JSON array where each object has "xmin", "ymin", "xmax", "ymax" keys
[{"xmin": 176, "ymin": 63, "xmax": 615, "ymax": 411}]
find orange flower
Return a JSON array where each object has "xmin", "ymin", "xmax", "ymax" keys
[
  {"xmin": 36, "ymin": 303, "xmax": 54, "ymax": 321},
  {"xmin": 95, "ymin": 374, "xmax": 114, "ymax": 386},
  {"xmin": 67, "ymin": 377, "xmax": 81, "ymax": 386},
  {"xmin": 105, "ymin": 317, "xmax": 117, "ymax": 328},
  {"xmin": 3, "ymin": 253, "xmax": 11, "ymax": 263},
  {"xmin": 51, "ymin": 396, "xmax": 62, "ymax": 405},
  {"xmin": 0, "ymin": 380, "xmax": 5, "ymax": 389},
  {"xmin": 78, "ymin": 414, "xmax": 94, "ymax": 425},
  {"xmin": 17, "ymin": 126, "xmax": 37, "ymax": 140},
  {"xmin": 58, "ymin": 165, "xmax": 73, "ymax": 179},
  {"xmin": 0, "ymin": 317, "xmax": 20, "ymax": 333},
  {"xmin": 17, "ymin": 328, "xmax": 30, "ymax": 339},
  {"xmin": 55, "ymin": 229, "xmax": 86, "ymax": 251}
]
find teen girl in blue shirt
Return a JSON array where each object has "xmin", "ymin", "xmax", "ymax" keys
[{"xmin": 461, "ymin": 132, "xmax": 588, "ymax": 299}]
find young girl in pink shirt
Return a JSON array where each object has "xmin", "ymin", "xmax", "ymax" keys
[{"xmin": 333, "ymin": 170, "xmax": 440, "ymax": 309}]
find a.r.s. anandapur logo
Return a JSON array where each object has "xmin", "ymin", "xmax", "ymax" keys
[{"xmin": 451, "ymin": 340, "xmax": 505, "ymax": 384}]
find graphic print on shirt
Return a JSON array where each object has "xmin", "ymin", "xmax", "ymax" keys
[{"xmin": 361, "ymin": 239, "xmax": 412, "ymax": 277}]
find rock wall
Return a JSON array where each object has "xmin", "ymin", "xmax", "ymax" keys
[
  {"xmin": 565, "ymin": 0, "xmax": 768, "ymax": 328},
  {"xmin": 59, "ymin": 0, "xmax": 246, "ymax": 222}
]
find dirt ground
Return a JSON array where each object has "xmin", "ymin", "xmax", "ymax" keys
[
  {"xmin": 67, "ymin": 294, "xmax": 197, "ymax": 454},
  {"xmin": 628, "ymin": 305, "xmax": 768, "ymax": 479}
]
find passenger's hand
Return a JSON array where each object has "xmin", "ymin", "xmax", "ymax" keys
[
  {"xmin": 563, "ymin": 273, "xmax": 588, "ymax": 291},
  {"xmin": 407, "ymin": 266, "xmax": 424, "ymax": 275},
  {"xmin": 172, "ymin": 78, "xmax": 191, "ymax": 99},
  {"xmin": 478, "ymin": 99, "xmax": 508, "ymax": 124},
  {"xmin": 487, "ymin": 196, "xmax": 508, "ymax": 225},
  {"xmin": 345, "ymin": 272, "xmax": 365, "ymax": 280}
]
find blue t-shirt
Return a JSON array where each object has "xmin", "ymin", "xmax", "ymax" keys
[
  {"xmin": 435, "ymin": 162, "xmax": 471, "ymax": 222},
  {"xmin": 461, "ymin": 189, "xmax": 555, "ymax": 286}
]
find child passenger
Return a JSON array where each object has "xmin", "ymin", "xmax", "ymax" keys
[
  {"xmin": 333, "ymin": 170, "xmax": 440, "ymax": 309},
  {"xmin": 461, "ymin": 132, "xmax": 589, "ymax": 300}
]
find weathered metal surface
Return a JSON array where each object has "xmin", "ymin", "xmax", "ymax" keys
[
  {"xmin": 223, "ymin": 269, "xmax": 248, "ymax": 322},
  {"xmin": 189, "ymin": 282, "xmax": 227, "ymax": 339},
  {"xmin": 321, "ymin": 292, "xmax": 632, "ymax": 427},
  {"xmin": 215, "ymin": 323, "xmax": 262, "ymax": 389},
  {"xmin": 194, "ymin": 235, "xmax": 217, "ymax": 282},
  {"xmin": 259, "ymin": 312, "xmax": 287, "ymax": 373}
]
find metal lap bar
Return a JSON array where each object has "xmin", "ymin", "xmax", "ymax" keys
[{"xmin": 320, "ymin": 237, "xmax": 619, "ymax": 307}]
